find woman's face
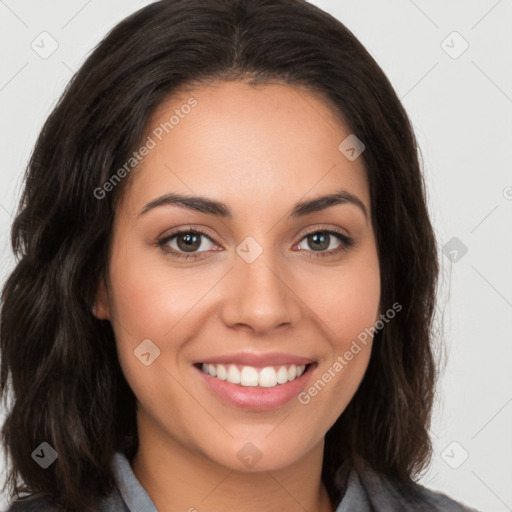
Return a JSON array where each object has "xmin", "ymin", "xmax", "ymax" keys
[{"xmin": 95, "ymin": 80, "xmax": 380, "ymax": 471}]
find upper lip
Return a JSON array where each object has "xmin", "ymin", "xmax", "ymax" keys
[{"xmin": 195, "ymin": 351, "xmax": 315, "ymax": 367}]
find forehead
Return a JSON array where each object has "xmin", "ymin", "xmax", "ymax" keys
[{"xmin": 122, "ymin": 80, "xmax": 370, "ymax": 217}]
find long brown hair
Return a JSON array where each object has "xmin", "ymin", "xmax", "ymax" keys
[{"xmin": 1, "ymin": 0, "xmax": 438, "ymax": 509}]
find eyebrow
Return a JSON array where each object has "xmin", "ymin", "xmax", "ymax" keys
[{"xmin": 139, "ymin": 188, "xmax": 368, "ymax": 220}]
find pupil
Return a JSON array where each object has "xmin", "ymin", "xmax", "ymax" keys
[
  {"xmin": 309, "ymin": 233, "xmax": 328, "ymax": 251},
  {"xmin": 178, "ymin": 233, "xmax": 200, "ymax": 252}
]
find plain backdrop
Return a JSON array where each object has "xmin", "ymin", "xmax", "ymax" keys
[{"xmin": 0, "ymin": 1, "xmax": 511, "ymax": 510}]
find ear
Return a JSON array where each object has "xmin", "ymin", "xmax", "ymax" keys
[{"xmin": 92, "ymin": 275, "xmax": 110, "ymax": 320}]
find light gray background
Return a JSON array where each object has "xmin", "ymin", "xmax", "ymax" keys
[{"xmin": 1, "ymin": 1, "xmax": 511, "ymax": 510}]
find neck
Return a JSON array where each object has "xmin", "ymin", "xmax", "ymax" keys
[{"xmin": 131, "ymin": 414, "xmax": 334, "ymax": 512}]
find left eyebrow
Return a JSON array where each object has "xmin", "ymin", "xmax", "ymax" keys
[
  {"xmin": 290, "ymin": 189, "xmax": 368, "ymax": 221},
  {"xmin": 139, "ymin": 187, "xmax": 368, "ymax": 221}
]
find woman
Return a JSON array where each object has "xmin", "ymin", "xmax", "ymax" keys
[{"xmin": 0, "ymin": 0, "xmax": 479, "ymax": 510}]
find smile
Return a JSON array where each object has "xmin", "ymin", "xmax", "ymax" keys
[
  {"xmin": 200, "ymin": 363, "xmax": 307, "ymax": 388},
  {"xmin": 193, "ymin": 358, "xmax": 317, "ymax": 411}
]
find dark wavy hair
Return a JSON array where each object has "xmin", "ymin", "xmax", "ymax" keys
[{"xmin": 0, "ymin": 0, "xmax": 439, "ymax": 510}]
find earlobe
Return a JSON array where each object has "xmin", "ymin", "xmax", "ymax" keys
[{"xmin": 92, "ymin": 276, "xmax": 110, "ymax": 320}]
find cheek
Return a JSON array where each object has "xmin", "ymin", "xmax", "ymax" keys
[
  {"xmin": 105, "ymin": 242, "xmax": 225, "ymax": 419},
  {"xmin": 106, "ymin": 242, "xmax": 207, "ymax": 340},
  {"xmin": 310, "ymin": 259, "xmax": 381, "ymax": 345},
  {"xmin": 327, "ymin": 265, "xmax": 380, "ymax": 377},
  {"xmin": 295, "ymin": 258, "xmax": 380, "ymax": 428}
]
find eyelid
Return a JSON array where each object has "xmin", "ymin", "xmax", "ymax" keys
[
  {"xmin": 157, "ymin": 226, "xmax": 219, "ymax": 252},
  {"xmin": 295, "ymin": 223, "xmax": 350, "ymax": 240},
  {"xmin": 158, "ymin": 224, "xmax": 350, "ymax": 244},
  {"xmin": 157, "ymin": 224, "xmax": 354, "ymax": 259}
]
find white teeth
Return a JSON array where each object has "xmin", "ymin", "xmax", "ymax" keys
[
  {"xmin": 226, "ymin": 364, "xmax": 240, "ymax": 384},
  {"xmin": 259, "ymin": 366, "xmax": 277, "ymax": 387},
  {"xmin": 200, "ymin": 363, "xmax": 307, "ymax": 387},
  {"xmin": 216, "ymin": 364, "xmax": 227, "ymax": 380},
  {"xmin": 240, "ymin": 366, "xmax": 259, "ymax": 386},
  {"xmin": 276, "ymin": 366, "xmax": 288, "ymax": 384}
]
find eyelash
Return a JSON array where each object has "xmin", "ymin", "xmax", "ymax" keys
[{"xmin": 157, "ymin": 227, "xmax": 355, "ymax": 261}]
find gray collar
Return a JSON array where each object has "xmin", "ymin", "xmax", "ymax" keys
[
  {"xmin": 101, "ymin": 452, "xmax": 158, "ymax": 512},
  {"xmin": 105, "ymin": 451, "xmax": 478, "ymax": 512},
  {"xmin": 107, "ymin": 451, "xmax": 352, "ymax": 511}
]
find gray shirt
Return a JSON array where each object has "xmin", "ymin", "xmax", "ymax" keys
[
  {"xmin": 94, "ymin": 452, "xmax": 480, "ymax": 512},
  {"xmin": 6, "ymin": 451, "xmax": 481, "ymax": 511}
]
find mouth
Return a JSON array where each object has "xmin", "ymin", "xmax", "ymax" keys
[
  {"xmin": 192, "ymin": 361, "xmax": 317, "ymax": 411},
  {"xmin": 195, "ymin": 362, "xmax": 311, "ymax": 387}
]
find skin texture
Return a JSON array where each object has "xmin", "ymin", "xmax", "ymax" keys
[{"xmin": 94, "ymin": 80, "xmax": 381, "ymax": 512}]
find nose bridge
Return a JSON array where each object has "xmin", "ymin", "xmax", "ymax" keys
[{"xmin": 219, "ymin": 235, "xmax": 302, "ymax": 333}]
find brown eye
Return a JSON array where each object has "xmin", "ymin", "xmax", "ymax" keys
[
  {"xmin": 295, "ymin": 229, "xmax": 354, "ymax": 258},
  {"xmin": 158, "ymin": 228, "xmax": 218, "ymax": 260},
  {"xmin": 175, "ymin": 232, "xmax": 203, "ymax": 252}
]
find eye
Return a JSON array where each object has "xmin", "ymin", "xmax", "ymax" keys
[
  {"xmin": 157, "ymin": 226, "xmax": 355, "ymax": 261},
  {"xmin": 294, "ymin": 228, "xmax": 354, "ymax": 258},
  {"xmin": 158, "ymin": 228, "xmax": 219, "ymax": 260}
]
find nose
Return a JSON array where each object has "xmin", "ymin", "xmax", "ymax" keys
[{"xmin": 219, "ymin": 250, "xmax": 303, "ymax": 335}]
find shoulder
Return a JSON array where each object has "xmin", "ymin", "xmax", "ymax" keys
[
  {"xmin": 5, "ymin": 490, "xmax": 125, "ymax": 512},
  {"xmin": 4, "ymin": 495, "xmax": 57, "ymax": 512},
  {"xmin": 385, "ymin": 477, "xmax": 480, "ymax": 511},
  {"xmin": 347, "ymin": 460, "xmax": 481, "ymax": 511}
]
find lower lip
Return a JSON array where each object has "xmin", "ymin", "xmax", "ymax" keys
[{"xmin": 194, "ymin": 364, "xmax": 316, "ymax": 411}]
